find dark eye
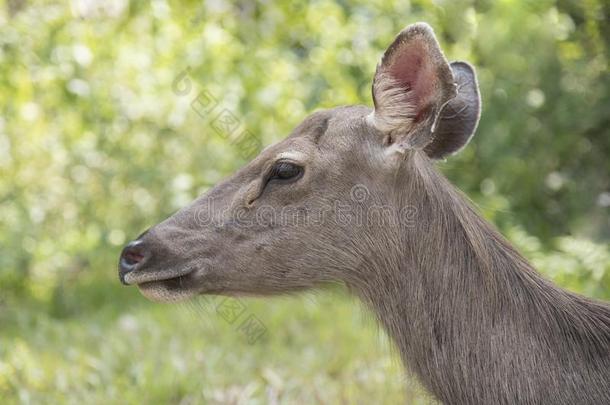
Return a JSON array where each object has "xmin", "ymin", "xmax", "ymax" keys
[{"xmin": 268, "ymin": 161, "xmax": 303, "ymax": 182}]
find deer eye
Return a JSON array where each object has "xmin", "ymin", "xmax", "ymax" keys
[{"xmin": 268, "ymin": 161, "xmax": 303, "ymax": 182}]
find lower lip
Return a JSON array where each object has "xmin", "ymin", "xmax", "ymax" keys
[{"xmin": 124, "ymin": 267, "xmax": 194, "ymax": 285}]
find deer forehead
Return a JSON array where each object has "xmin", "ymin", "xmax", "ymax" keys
[{"xmin": 258, "ymin": 107, "xmax": 373, "ymax": 164}]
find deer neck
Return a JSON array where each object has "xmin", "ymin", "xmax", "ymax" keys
[{"xmin": 352, "ymin": 154, "xmax": 610, "ymax": 404}]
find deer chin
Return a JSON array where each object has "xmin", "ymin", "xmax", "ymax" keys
[{"xmin": 137, "ymin": 279, "xmax": 198, "ymax": 302}]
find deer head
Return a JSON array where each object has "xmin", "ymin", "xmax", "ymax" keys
[{"xmin": 118, "ymin": 23, "xmax": 481, "ymax": 302}]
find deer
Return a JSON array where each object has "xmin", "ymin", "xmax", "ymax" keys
[{"xmin": 118, "ymin": 23, "xmax": 610, "ymax": 404}]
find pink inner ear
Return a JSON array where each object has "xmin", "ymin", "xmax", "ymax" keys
[{"xmin": 388, "ymin": 42, "xmax": 436, "ymax": 117}]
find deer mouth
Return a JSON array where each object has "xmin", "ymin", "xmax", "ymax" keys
[
  {"xmin": 127, "ymin": 268, "xmax": 199, "ymax": 302},
  {"xmin": 123, "ymin": 267, "xmax": 194, "ymax": 286}
]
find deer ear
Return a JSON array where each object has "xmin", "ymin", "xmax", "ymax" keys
[
  {"xmin": 423, "ymin": 62, "xmax": 481, "ymax": 159},
  {"xmin": 370, "ymin": 23, "xmax": 457, "ymax": 152}
]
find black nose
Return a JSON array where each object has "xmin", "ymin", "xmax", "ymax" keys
[{"xmin": 119, "ymin": 240, "xmax": 148, "ymax": 285}]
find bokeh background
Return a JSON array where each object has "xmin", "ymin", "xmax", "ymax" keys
[{"xmin": 1, "ymin": 0, "xmax": 608, "ymax": 403}]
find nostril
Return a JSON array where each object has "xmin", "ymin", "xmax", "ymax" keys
[
  {"xmin": 123, "ymin": 248, "xmax": 144, "ymax": 266},
  {"xmin": 119, "ymin": 240, "xmax": 149, "ymax": 284}
]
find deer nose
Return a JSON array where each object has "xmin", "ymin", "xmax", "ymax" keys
[{"xmin": 119, "ymin": 240, "xmax": 149, "ymax": 285}]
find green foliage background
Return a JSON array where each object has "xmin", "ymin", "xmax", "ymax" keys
[{"xmin": 1, "ymin": 0, "xmax": 608, "ymax": 403}]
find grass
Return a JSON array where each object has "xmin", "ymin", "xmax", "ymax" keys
[{"xmin": 0, "ymin": 280, "xmax": 433, "ymax": 404}]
